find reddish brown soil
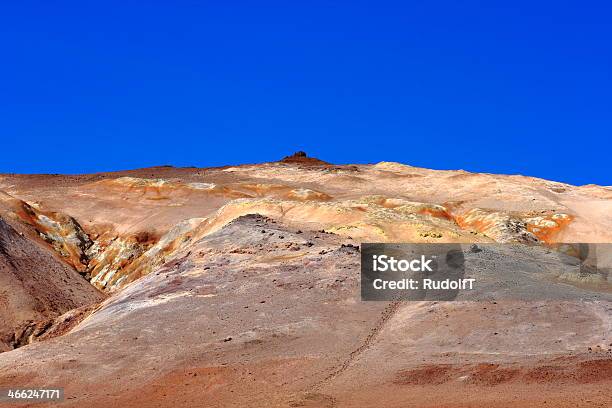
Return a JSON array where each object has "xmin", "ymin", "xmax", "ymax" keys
[
  {"xmin": 40, "ymin": 357, "xmax": 612, "ymax": 408},
  {"xmin": 394, "ymin": 357, "xmax": 612, "ymax": 388},
  {"xmin": 280, "ymin": 151, "xmax": 330, "ymax": 166}
]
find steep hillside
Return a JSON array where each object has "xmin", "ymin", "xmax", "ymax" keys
[
  {"xmin": 0, "ymin": 156, "xmax": 609, "ymax": 407},
  {"xmin": 0, "ymin": 215, "xmax": 609, "ymax": 407},
  {"xmin": 1, "ymin": 157, "xmax": 610, "ymax": 293},
  {"xmin": 0, "ymin": 217, "xmax": 104, "ymax": 352}
]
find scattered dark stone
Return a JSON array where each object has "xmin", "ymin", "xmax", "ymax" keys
[
  {"xmin": 470, "ymin": 244, "xmax": 482, "ymax": 253},
  {"xmin": 223, "ymin": 337, "xmax": 232, "ymax": 342}
]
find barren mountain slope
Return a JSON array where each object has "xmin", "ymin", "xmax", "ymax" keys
[
  {"xmin": 0, "ymin": 160, "xmax": 610, "ymax": 292},
  {"xmin": 0, "ymin": 217, "xmax": 104, "ymax": 352},
  {"xmin": 0, "ymin": 157, "xmax": 610, "ymax": 407},
  {"xmin": 0, "ymin": 215, "xmax": 609, "ymax": 407}
]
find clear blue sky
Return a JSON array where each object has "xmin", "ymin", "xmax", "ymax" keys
[{"xmin": 1, "ymin": 1, "xmax": 610, "ymax": 185}]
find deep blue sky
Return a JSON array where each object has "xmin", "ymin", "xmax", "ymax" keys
[{"xmin": 1, "ymin": 1, "xmax": 610, "ymax": 185}]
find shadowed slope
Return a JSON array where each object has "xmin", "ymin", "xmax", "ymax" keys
[{"xmin": 0, "ymin": 218, "xmax": 104, "ymax": 351}]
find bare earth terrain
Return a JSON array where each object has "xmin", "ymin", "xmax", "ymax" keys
[{"xmin": 0, "ymin": 153, "xmax": 610, "ymax": 407}]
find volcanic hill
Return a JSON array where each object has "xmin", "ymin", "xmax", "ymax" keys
[{"xmin": 0, "ymin": 154, "xmax": 610, "ymax": 407}]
